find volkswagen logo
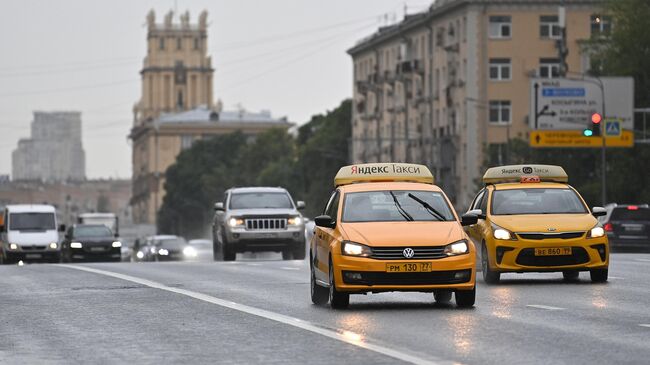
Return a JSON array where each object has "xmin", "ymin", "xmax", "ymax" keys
[
  {"xmin": 523, "ymin": 166, "xmax": 533, "ymax": 174},
  {"xmin": 547, "ymin": 227, "xmax": 557, "ymax": 232},
  {"xmin": 402, "ymin": 248, "xmax": 415, "ymax": 259}
]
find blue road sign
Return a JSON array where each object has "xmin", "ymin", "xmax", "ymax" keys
[{"xmin": 605, "ymin": 119, "xmax": 622, "ymax": 137}]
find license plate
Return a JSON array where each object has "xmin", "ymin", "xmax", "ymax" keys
[
  {"xmin": 623, "ymin": 224, "xmax": 643, "ymax": 232},
  {"xmin": 259, "ymin": 233, "xmax": 277, "ymax": 238},
  {"xmin": 386, "ymin": 262, "xmax": 432, "ymax": 273},
  {"xmin": 534, "ymin": 247, "xmax": 572, "ymax": 256},
  {"xmin": 90, "ymin": 247, "xmax": 105, "ymax": 252},
  {"xmin": 25, "ymin": 253, "xmax": 42, "ymax": 259}
]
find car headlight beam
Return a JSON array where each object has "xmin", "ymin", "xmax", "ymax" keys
[
  {"xmin": 183, "ymin": 246, "xmax": 197, "ymax": 257},
  {"xmin": 49, "ymin": 242, "xmax": 58, "ymax": 249},
  {"xmin": 341, "ymin": 241, "xmax": 372, "ymax": 257},
  {"xmin": 70, "ymin": 242, "xmax": 83, "ymax": 249},
  {"xmin": 112, "ymin": 241, "xmax": 122, "ymax": 248},
  {"xmin": 588, "ymin": 226, "xmax": 605, "ymax": 238},
  {"xmin": 288, "ymin": 216, "xmax": 303, "ymax": 226},
  {"xmin": 9, "ymin": 243, "xmax": 18, "ymax": 250},
  {"xmin": 158, "ymin": 248, "xmax": 169, "ymax": 256},
  {"xmin": 492, "ymin": 224, "xmax": 516, "ymax": 241},
  {"xmin": 444, "ymin": 240, "xmax": 469, "ymax": 256},
  {"xmin": 228, "ymin": 217, "xmax": 244, "ymax": 227}
]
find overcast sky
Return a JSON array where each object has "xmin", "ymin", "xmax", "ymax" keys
[{"xmin": 0, "ymin": 0, "xmax": 431, "ymax": 179}]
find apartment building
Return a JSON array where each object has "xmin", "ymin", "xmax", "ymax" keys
[{"xmin": 348, "ymin": 0, "xmax": 606, "ymax": 207}]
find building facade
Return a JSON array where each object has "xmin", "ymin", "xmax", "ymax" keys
[
  {"xmin": 348, "ymin": 0, "xmax": 604, "ymax": 208},
  {"xmin": 130, "ymin": 10, "xmax": 292, "ymax": 224},
  {"xmin": 12, "ymin": 111, "xmax": 85, "ymax": 182}
]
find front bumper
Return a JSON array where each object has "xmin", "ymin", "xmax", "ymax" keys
[
  {"xmin": 332, "ymin": 253, "xmax": 476, "ymax": 293},
  {"xmin": 70, "ymin": 247, "xmax": 121, "ymax": 261},
  {"xmin": 487, "ymin": 236, "xmax": 609, "ymax": 272},
  {"xmin": 226, "ymin": 227, "xmax": 305, "ymax": 252},
  {"xmin": 4, "ymin": 244, "xmax": 60, "ymax": 261}
]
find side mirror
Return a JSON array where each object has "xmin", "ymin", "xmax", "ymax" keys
[
  {"xmin": 468, "ymin": 209, "xmax": 485, "ymax": 220},
  {"xmin": 592, "ymin": 207, "xmax": 607, "ymax": 217},
  {"xmin": 314, "ymin": 215, "xmax": 335, "ymax": 229},
  {"xmin": 58, "ymin": 224, "xmax": 66, "ymax": 232},
  {"xmin": 460, "ymin": 213, "xmax": 479, "ymax": 226},
  {"xmin": 214, "ymin": 202, "xmax": 224, "ymax": 211},
  {"xmin": 296, "ymin": 201, "xmax": 306, "ymax": 210}
]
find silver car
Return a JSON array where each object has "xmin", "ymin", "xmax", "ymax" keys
[{"xmin": 212, "ymin": 187, "xmax": 306, "ymax": 261}]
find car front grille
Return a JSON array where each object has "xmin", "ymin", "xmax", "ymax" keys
[
  {"xmin": 515, "ymin": 247, "xmax": 590, "ymax": 266},
  {"xmin": 370, "ymin": 246, "xmax": 447, "ymax": 260},
  {"xmin": 22, "ymin": 245, "xmax": 46, "ymax": 251},
  {"xmin": 245, "ymin": 218, "xmax": 287, "ymax": 230},
  {"xmin": 516, "ymin": 232, "xmax": 586, "ymax": 240}
]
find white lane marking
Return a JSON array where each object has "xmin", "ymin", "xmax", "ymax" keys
[
  {"xmin": 246, "ymin": 263, "xmax": 261, "ymax": 266},
  {"xmin": 58, "ymin": 265, "xmax": 446, "ymax": 365},
  {"xmin": 634, "ymin": 258, "xmax": 650, "ymax": 263},
  {"xmin": 639, "ymin": 324, "xmax": 650, "ymax": 328},
  {"xmin": 608, "ymin": 276, "xmax": 624, "ymax": 280},
  {"xmin": 526, "ymin": 304, "xmax": 565, "ymax": 311},
  {"xmin": 281, "ymin": 267, "xmax": 300, "ymax": 271}
]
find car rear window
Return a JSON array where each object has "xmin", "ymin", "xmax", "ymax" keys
[{"xmin": 610, "ymin": 207, "xmax": 650, "ymax": 221}]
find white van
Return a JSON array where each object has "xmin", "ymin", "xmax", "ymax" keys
[{"xmin": 0, "ymin": 204, "xmax": 64, "ymax": 264}]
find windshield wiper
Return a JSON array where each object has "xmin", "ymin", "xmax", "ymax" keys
[
  {"xmin": 407, "ymin": 193, "xmax": 447, "ymax": 221},
  {"xmin": 389, "ymin": 191, "xmax": 413, "ymax": 221}
]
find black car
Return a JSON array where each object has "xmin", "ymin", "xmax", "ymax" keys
[
  {"xmin": 61, "ymin": 224, "xmax": 122, "ymax": 262},
  {"xmin": 150, "ymin": 235, "xmax": 192, "ymax": 261},
  {"xmin": 600, "ymin": 204, "xmax": 650, "ymax": 251}
]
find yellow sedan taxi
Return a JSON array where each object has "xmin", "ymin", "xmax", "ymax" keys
[
  {"xmin": 310, "ymin": 163, "xmax": 479, "ymax": 308},
  {"xmin": 465, "ymin": 165, "xmax": 609, "ymax": 284}
]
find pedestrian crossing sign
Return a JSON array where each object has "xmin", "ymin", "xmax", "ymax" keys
[{"xmin": 605, "ymin": 119, "xmax": 622, "ymax": 137}]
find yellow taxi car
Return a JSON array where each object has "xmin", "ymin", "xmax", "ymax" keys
[
  {"xmin": 310, "ymin": 163, "xmax": 479, "ymax": 308},
  {"xmin": 465, "ymin": 165, "xmax": 609, "ymax": 284}
]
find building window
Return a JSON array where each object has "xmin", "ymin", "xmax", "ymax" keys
[
  {"xmin": 194, "ymin": 38, "xmax": 200, "ymax": 50},
  {"xmin": 489, "ymin": 16, "xmax": 511, "ymax": 38},
  {"xmin": 540, "ymin": 15, "xmax": 561, "ymax": 38},
  {"xmin": 177, "ymin": 37, "xmax": 182, "ymax": 50},
  {"xmin": 539, "ymin": 58, "xmax": 560, "ymax": 78},
  {"xmin": 181, "ymin": 135, "xmax": 195, "ymax": 150},
  {"xmin": 591, "ymin": 14, "xmax": 612, "ymax": 36},
  {"xmin": 489, "ymin": 100, "xmax": 511, "ymax": 124},
  {"xmin": 177, "ymin": 90, "xmax": 184, "ymax": 109},
  {"xmin": 159, "ymin": 37, "xmax": 165, "ymax": 50},
  {"xmin": 489, "ymin": 58, "xmax": 511, "ymax": 80}
]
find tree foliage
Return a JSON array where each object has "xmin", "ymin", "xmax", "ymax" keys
[{"xmin": 158, "ymin": 100, "xmax": 352, "ymax": 237}]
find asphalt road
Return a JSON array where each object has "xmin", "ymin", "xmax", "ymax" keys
[{"xmin": 1, "ymin": 253, "xmax": 649, "ymax": 365}]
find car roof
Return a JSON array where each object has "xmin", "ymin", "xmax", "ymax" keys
[
  {"xmin": 229, "ymin": 187, "xmax": 289, "ymax": 194},
  {"xmin": 149, "ymin": 235, "xmax": 179, "ymax": 240},
  {"xmin": 490, "ymin": 182, "xmax": 571, "ymax": 190},
  {"xmin": 5, "ymin": 204, "xmax": 56, "ymax": 213},
  {"xmin": 338, "ymin": 181, "xmax": 443, "ymax": 193}
]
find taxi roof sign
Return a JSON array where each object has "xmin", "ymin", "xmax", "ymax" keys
[
  {"xmin": 483, "ymin": 164, "xmax": 568, "ymax": 184},
  {"xmin": 334, "ymin": 163, "xmax": 434, "ymax": 187}
]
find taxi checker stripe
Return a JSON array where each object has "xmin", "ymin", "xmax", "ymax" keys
[{"xmin": 57, "ymin": 264, "xmax": 447, "ymax": 365}]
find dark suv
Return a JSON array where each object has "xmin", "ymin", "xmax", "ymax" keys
[
  {"xmin": 599, "ymin": 204, "xmax": 650, "ymax": 251},
  {"xmin": 212, "ymin": 187, "xmax": 306, "ymax": 261}
]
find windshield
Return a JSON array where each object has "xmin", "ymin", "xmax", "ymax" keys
[
  {"xmin": 157, "ymin": 237, "xmax": 187, "ymax": 248},
  {"xmin": 342, "ymin": 190, "xmax": 455, "ymax": 223},
  {"xmin": 9, "ymin": 212, "xmax": 56, "ymax": 231},
  {"xmin": 610, "ymin": 207, "xmax": 650, "ymax": 221},
  {"xmin": 230, "ymin": 192, "xmax": 293, "ymax": 209},
  {"xmin": 491, "ymin": 188, "xmax": 587, "ymax": 215},
  {"xmin": 74, "ymin": 225, "xmax": 113, "ymax": 238}
]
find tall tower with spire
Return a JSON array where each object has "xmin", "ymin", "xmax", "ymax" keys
[{"xmin": 134, "ymin": 9, "xmax": 214, "ymax": 125}]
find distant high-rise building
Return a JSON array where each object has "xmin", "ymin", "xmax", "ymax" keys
[
  {"xmin": 133, "ymin": 9, "xmax": 214, "ymax": 125},
  {"xmin": 12, "ymin": 111, "xmax": 85, "ymax": 182}
]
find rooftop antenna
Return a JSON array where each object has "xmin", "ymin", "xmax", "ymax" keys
[{"xmin": 403, "ymin": 3, "xmax": 407, "ymax": 19}]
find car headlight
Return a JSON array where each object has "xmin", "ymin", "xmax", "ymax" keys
[
  {"xmin": 112, "ymin": 241, "xmax": 122, "ymax": 248},
  {"xmin": 49, "ymin": 242, "xmax": 58, "ymax": 249},
  {"xmin": 150, "ymin": 247, "xmax": 157, "ymax": 253},
  {"xmin": 228, "ymin": 217, "xmax": 245, "ymax": 227},
  {"xmin": 341, "ymin": 241, "xmax": 372, "ymax": 257},
  {"xmin": 70, "ymin": 242, "xmax": 83, "ymax": 249},
  {"xmin": 9, "ymin": 243, "xmax": 18, "ymax": 250},
  {"xmin": 444, "ymin": 240, "xmax": 469, "ymax": 256},
  {"xmin": 158, "ymin": 248, "xmax": 169, "ymax": 256},
  {"xmin": 492, "ymin": 223, "xmax": 516, "ymax": 240},
  {"xmin": 136, "ymin": 251, "xmax": 145, "ymax": 259},
  {"xmin": 588, "ymin": 226, "xmax": 605, "ymax": 238},
  {"xmin": 183, "ymin": 246, "xmax": 197, "ymax": 257},
  {"xmin": 288, "ymin": 216, "xmax": 303, "ymax": 226}
]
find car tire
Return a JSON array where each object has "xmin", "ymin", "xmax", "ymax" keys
[
  {"xmin": 590, "ymin": 268, "xmax": 608, "ymax": 283},
  {"xmin": 0, "ymin": 251, "xmax": 4, "ymax": 265},
  {"xmin": 310, "ymin": 256, "xmax": 329, "ymax": 305},
  {"xmin": 562, "ymin": 270, "xmax": 579, "ymax": 281},
  {"xmin": 292, "ymin": 243, "xmax": 306, "ymax": 260},
  {"xmin": 220, "ymin": 232, "xmax": 236, "ymax": 261},
  {"xmin": 481, "ymin": 243, "xmax": 500, "ymax": 284},
  {"xmin": 455, "ymin": 287, "xmax": 476, "ymax": 308},
  {"xmin": 281, "ymin": 250, "xmax": 293, "ymax": 260},
  {"xmin": 329, "ymin": 260, "xmax": 349, "ymax": 309},
  {"xmin": 433, "ymin": 290, "xmax": 452, "ymax": 304}
]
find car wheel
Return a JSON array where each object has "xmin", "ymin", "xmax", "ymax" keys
[
  {"xmin": 455, "ymin": 287, "xmax": 476, "ymax": 308},
  {"xmin": 328, "ymin": 259, "xmax": 349, "ymax": 309},
  {"xmin": 212, "ymin": 238, "xmax": 223, "ymax": 261},
  {"xmin": 590, "ymin": 268, "xmax": 608, "ymax": 283},
  {"xmin": 0, "ymin": 251, "xmax": 4, "ymax": 265},
  {"xmin": 310, "ymin": 256, "xmax": 329, "ymax": 305},
  {"xmin": 482, "ymin": 243, "xmax": 500, "ymax": 284},
  {"xmin": 292, "ymin": 242, "xmax": 306, "ymax": 260},
  {"xmin": 221, "ymin": 233, "xmax": 236, "ymax": 261},
  {"xmin": 562, "ymin": 270, "xmax": 579, "ymax": 281},
  {"xmin": 433, "ymin": 290, "xmax": 452, "ymax": 304}
]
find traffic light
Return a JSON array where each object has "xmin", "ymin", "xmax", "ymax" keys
[{"xmin": 583, "ymin": 112, "xmax": 602, "ymax": 137}]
